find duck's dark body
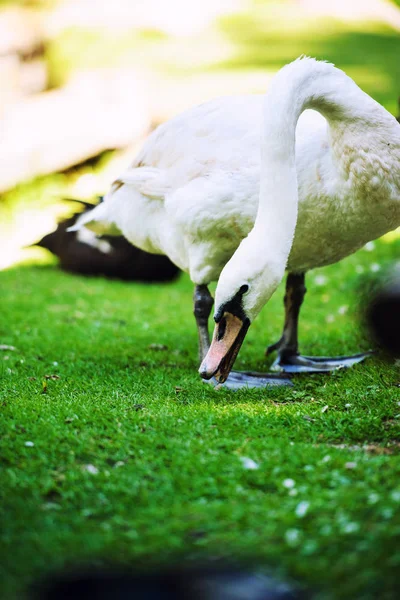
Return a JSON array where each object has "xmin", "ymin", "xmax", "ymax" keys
[{"xmin": 35, "ymin": 200, "xmax": 180, "ymax": 282}]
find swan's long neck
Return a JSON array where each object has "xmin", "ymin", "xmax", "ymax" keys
[
  {"xmin": 216, "ymin": 57, "xmax": 398, "ymax": 321},
  {"xmin": 256, "ymin": 57, "xmax": 392, "ymax": 256}
]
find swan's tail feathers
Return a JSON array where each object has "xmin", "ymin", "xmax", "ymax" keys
[
  {"xmin": 67, "ymin": 201, "xmax": 122, "ymax": 236},
  {"xmin": 117, "ymin": 166, "xmax": 170, "ymax": 200}
]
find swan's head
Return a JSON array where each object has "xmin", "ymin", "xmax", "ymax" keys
[{"xmin": 199, "ymin": 236, "xmax": 285, "ymax": 384}]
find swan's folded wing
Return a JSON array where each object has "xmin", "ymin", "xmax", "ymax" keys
[
  {"xmin": 68, "ymin": 166, "xmax": 170, "ymax": 235},
  {"xmin": 67, "ymin": 200, "xmax": 122, "ymax": 235},
  {"xmin": 70, "ymin": 96, "xmax": 263, "ymax": 236},
  {"xmin": 131, "ymin": 95, "xmax": 263, "ymax": 172}
]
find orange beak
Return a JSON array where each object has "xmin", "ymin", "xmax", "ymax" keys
[{"xmin": 199, "ymin": 312, "xmax": 250, "ymax": 383}]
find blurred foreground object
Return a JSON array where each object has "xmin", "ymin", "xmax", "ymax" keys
[
  {"xmin": 33, "ymin": 200, "xmax": 179, "ymax": 282},
  {"xmin": 367, "ymin": 265, "xmax": 400, "ymax": 358},
  {"xmin": 0, "ymin": 69, "xmax": 150, "ymax": 193},
  {"xmin": 32, "ymin": 564, "xmax": 304, "ymax": 600}
]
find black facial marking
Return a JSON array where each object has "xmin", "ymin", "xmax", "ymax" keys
[
  {"xmin": 214, "ymin": 287, "xmax": 250, "ymax": 324},
  {"xmin": 217, "ymin": 316, "xmax": 227, "ymax": 340}
]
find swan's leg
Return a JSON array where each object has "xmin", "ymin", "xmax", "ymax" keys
[
  {"xmin": 194, "ymin": 286, "xmax": 292, "ymax": 389},
  {"xmin": 266, "ymin": 273, "xmax": 306, "ymax": 358},
  {"xmin": 193, "ymin": 284, "xmax": 214, "ymax": 362},
  {"xmin": 266, "ymin": 273, "xmax": 373, "ymax": 374}
]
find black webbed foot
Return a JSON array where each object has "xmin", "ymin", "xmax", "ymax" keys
[
  {"xmin": 204, "ymin": 370, "xmax": 293, "ymax": 390},
  {"xmin": 269, "ymin": 351, "xmax": 373, "ymax": 374}
]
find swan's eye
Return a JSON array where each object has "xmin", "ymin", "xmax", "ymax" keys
[
  {"xmin": 240, "ymin": 284, "xmax": 249, "ymax": 294},
  {"xmin": 217, "ymin": 316, "xmax": 227, "ymax": 341}
]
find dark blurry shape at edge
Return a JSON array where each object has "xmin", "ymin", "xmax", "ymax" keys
[
  {"xmin": 366, "ymin": 264, "xmax": 400, "ymax": 358},
  {"xmin": 30, "ymin": 563, "xmax": 307, "ymax": 600}
]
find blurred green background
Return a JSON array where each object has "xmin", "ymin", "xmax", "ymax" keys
[{"xmin": 0, "ymin": 0, "xmax": 399, "ymax": 269}]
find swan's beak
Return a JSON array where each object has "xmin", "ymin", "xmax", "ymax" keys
[{"xmin": 199, "ymin": 312, "xmax": 250, "ymax": 383}]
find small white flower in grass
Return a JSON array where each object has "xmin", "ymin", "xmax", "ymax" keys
[
  {"xmin": 25, "ymin": 441, "xmax": 34, "ymax": 447},
  {"xmin": 321, "ymin": 405, "xmax": 329, "ymax": 414},
  {"xmin": 289, "ymin": 488, "xmax": 298, "ymax": 497},
  {"xmin": 364, "ymin": 241, "xmax": 375, "ymax": 251},
  {"xmin": 302, "ymin": 539, "xmax": 318, "ymax": 555},
  {"xmin": 314, "ymin": 275, "xmax": 327, "ymax": 286},
  {"xmin": 326, "ymin": 314, "xmax": 335, "ymax": 323},
  {"xmin": 283, "ymin": 478, "xmax": 295, "ymax": 489},
  {"xmin": 338, "ymin": 305, "xmax": 348, "ymax": 315},
  {"xmin": 304, "ymin": 465, "xmax": 313, "ymax": 472},
  {"xmin": 321, "ymin": 455, "xmax": 331, "ymax": 463},
  {"xmin": 239, "ymin": 456, "xmax": 259, "ymax": 470},
  {"xmin": 370, "ymin": 263, "xmax": 381, "ymax": 273},
  {"xmin": 285, "ymin": 528, "xmax": 301, "ymax": 547},
  {"xmin": 114, "ymin": 461, "xmax": 125, "ymax": 468},
  {"xmin": 320, "ymin": 524, "xmax": 332, "ymax": 536},
  {"xmin": 342, "ymin": 522, "xmax": 359, "ymax": 534},
  {"xmin": 84, "ymin": 464, "xmax": 99, "ymax": 475},
  {"xmin": 295, "ymin": 501, "xmax": 310, "ymax": 518},
  {"xmin": 53, "ymin": 361, "xmax": 58, "ymax": 366},
  {"xmin": 345, "ymin": 461, "xmax": 357, "ymax": 469},
  {"xmin": 345, "ymin": 403, "xmax": 352, "ymax": 409},
  {"xmin": 390, "ymin": 490, "xmax": 400, "ymax": 503},
  {"xmin": 368, "ymin": 492, "xmax": 380, "ymax": 505},
  {"xmin": 42, "ymin": 502, "xmax": 61, "ymax": 511}
]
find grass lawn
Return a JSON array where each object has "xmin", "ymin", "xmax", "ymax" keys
[{"xmin": 1, "ymin": 233, "xmax": 400, "ymax": 599}]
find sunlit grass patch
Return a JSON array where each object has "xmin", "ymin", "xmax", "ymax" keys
[{"xmin": 217, "ymin": 7, "xmax": 400, "ymax": 113}]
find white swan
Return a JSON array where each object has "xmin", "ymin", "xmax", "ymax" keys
[{"xmin": 72, "ymin": 57, "xmax": 400, "ymax": 387}]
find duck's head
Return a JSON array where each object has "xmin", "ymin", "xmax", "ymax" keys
[{"xmin": 199, "ymin": 233, "xmax": 285, "ymax": 384}]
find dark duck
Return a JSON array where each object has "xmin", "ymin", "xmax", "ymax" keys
[{"xmin": 34, "ymin": 199, "xmax": 180, "ymax": 282}]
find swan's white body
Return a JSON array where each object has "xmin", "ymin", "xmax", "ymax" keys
[{"xmin": 75, "ymin": 58, "xmax": 400, "ymax": 328}]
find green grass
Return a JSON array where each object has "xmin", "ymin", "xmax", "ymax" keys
[{"xmin": 1, "ymin": 234, "xmax": 400, "ymax": 600}]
